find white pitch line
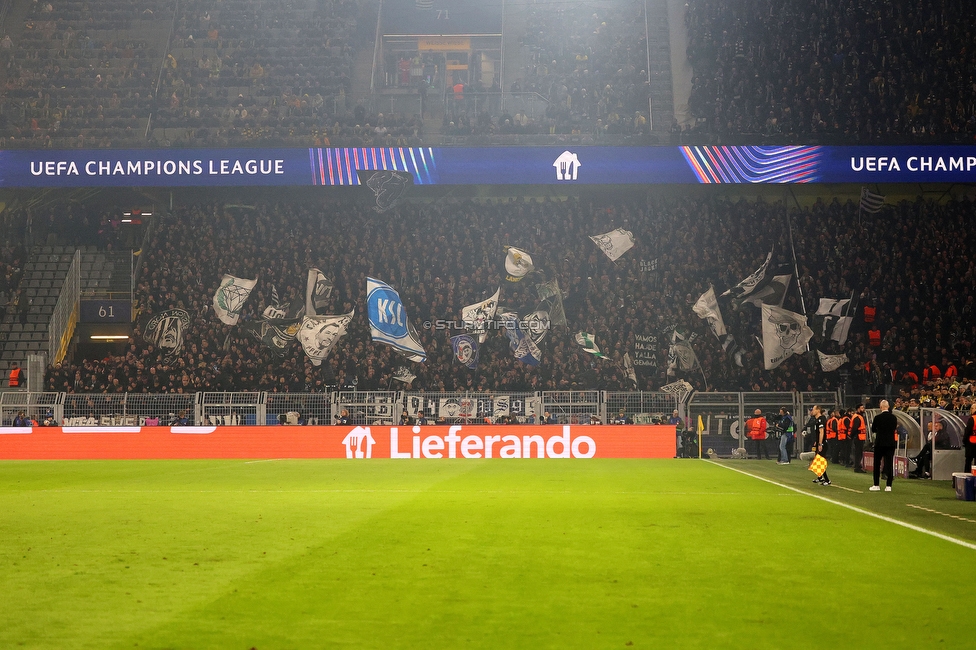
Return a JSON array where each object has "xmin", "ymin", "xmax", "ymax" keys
[
  {"xmin": 906, "ymin": 503, "xmax": 976, "ymax": 524},
  {"xmin": 829, "ymin": 484, "xmax": 863, "ymax": 494},
  {"xmin": 707, "ymin": 460, "xmax": 976, "ymax": 552},
  {"xmin": 243, "ymin": 458, "xmax": 287, "ymax": 464}
]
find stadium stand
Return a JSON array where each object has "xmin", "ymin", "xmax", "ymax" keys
[
  {"xmin": 29, "ymin": 193, "xmax": 975, "ymax": 405},
  {"xmin": 683, "ymin": 0, "xmax": 976, "ymax": 143}
]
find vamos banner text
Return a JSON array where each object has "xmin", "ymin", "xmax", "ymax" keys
[{"xmin": 0, "ymin": 425, "xmax": 675, "ymax": 460}]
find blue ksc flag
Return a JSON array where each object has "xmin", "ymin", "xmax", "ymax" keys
[
  {"xmin": 366, "ymin": 277, "xmax": 426, "ymax": 362},
  {"xmin": 450, "ymin": 333, "xmax": 480, "ymax": 370},
  {"xmin": 499, "ymin": 312, "xmax": 541, "ymax": 366}
]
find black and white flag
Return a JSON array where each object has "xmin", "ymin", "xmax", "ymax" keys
[
  {"xmin": 693, "ymin": 286, "xmax": 726, "ymax": 338},
  {"xmin": 590, "ymin": 228, "xmax": 635, "ymax": 262},
  {"xmin": 815, "ymin": 298, "xmax": 853, "ymax": 345},
  {"xmin": 761, "ymin": 305, "xmax": 813, "ymax": 370},
  {"xmin": 859, "ymin": 187, "xmax": 885, "ymax": 214},
  {"xmin": 722, "ymin": 252, "xmax": 772, "ymax": 300},
  {"xmin": 667, "ymin": 328, "xmax": 699, "ymax": 375},
  {"xmin": 818, "ymin": 350, "xmax": 849, "ymax": 372},
  {"xmin": 297, "ymin": 310, "xmax": 353, "ymax": 366},
  {"xmin": 306, "ymin": 268, "xmax": 334, "ymax": 316},
  {"xmin": 392, "ymin": 366, "xmax": 417, "ymax": 384},
  {"xmin": 536, "ymin": 279, "xmax": 567, "ymax": 328},
  {"xmin": 460, "ymin": 288, "xmax": 500, "ymax": 343},
  {"xmin": 741, "ymin": 274, "xmax": 791, "ymax": 308},
  {"xmin": 143, "ymin": 308, "xmax": 190, "ymax": 359}
]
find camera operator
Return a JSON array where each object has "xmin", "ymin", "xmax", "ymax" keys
[{"xmin": 775, "ymin": 407, "xmax": 795, "ymax": 464}]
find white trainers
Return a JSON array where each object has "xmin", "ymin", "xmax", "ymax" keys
[
  {"xmin": 869, "ymin": 486, "xmax": 881, "ymax": 491},
  {"xmin": 884, "ymin": 486, "xmax": 892, "ymax": 492}
]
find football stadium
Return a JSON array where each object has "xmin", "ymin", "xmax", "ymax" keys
[{"xmin": 1, "ymin": 0, "xmax": 975, "ymax": 647}]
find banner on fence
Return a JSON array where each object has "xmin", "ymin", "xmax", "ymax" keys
[{"xmin": 0, "ymin": 425, "xmax": 675, "ymax": 460}]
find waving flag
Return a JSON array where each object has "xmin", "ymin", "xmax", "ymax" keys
[
  {"xmin": 817, "ymin": 350, "xmax": 848, "ymax": 372},
  {"xmin": 367, "ymin": 277, "xmax": 426, "ymax": 362},
  {"xmin": 536, "ymin": 279, "xmax": 567, "ymax": 328},
  {"xmin": 305, "ymin": 268, "xmax": 334, "ymax": 316},
  {"xmin": 450, "ymin": 334, "xmax": 480, "ymax": 370},
  {"xmin": 859, "ymin": 187, "xmax": 885, "ymax": 213},
  {"xmin": 504, "ymin": 247, "xmax": 535, "ymax": 282},
  {"xmin": 575, "ymin": 332, "xmax": 606, "ymax": 358},
  {"xmin": 143, "ymin": 308, "xmax": 190, "ymax": 359},
  {"xmin": 298, "ymin": 310, "xmax": 353, "ymax": 366},
  {"xmin": 461, "ymin": 288, "xmax": 500, "ymax": 343},
  {"xmin": 693, "ymin": 286, "xmax": 727, "ymax": 338},
  {"xmin": 501, "ymin": 312, "xmax": 541, "ymax": 366},
  {"xmin": 722, "ymin": 252, "xmax": 772, "ymax": 300},
  {"xmin": 392, "ymin": 366, "xmax": 417, "ymax": 384},
  {"xmin": 741, "ymin": 274, "xmax": 791, "ymax": 308},
  {"xmin": 213, "ymin": 274, "xmax": 257, "ymax": 325},
  {"xmin": 590, "ymin": 228, "xmax": 635, "ymax": 262},
  {"xmin": 761, "ymin": 305, "xmax": 814, "ymax": 369}
]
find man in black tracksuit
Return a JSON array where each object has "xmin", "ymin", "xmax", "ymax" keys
[
  {"xmin": 965, "ymin": 404, "xmax": 976, "ymax": 473},
  {"xmin": 870, "ymin": 400, "xmax": 899, "ymax": 492}
]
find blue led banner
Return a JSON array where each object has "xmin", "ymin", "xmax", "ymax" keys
[{"xmin": 2, "ymin": 145, "xmax": 975, "ymax": 188}]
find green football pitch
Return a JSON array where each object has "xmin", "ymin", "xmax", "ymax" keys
[{"xmin": 1, "ymin": 459, "xmax": 972, "ymax": 649}]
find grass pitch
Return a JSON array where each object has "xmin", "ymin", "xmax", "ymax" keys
[{"xmin": 0, "ymin": 459, "xmax": 972, "ymax": 649}]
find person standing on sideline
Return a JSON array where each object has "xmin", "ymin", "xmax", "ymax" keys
[
  {"xmin": 964, "ymin": 403, "xmax": 976, "ymax": 473},
  {"xmin": 746, "ymin": 409, "xmax": 769, "ymax": 460},
  {"xmin": 777, "ymin": 407, "xmax": 795, "ymax": 464},
  {"xmin": 870, "ymin": 400, "xmax": 899, "ymax": 492},
  {"xmin": 850, "ymin": 403, "xmax": 867, "ymax": 473},
  {"xmin": 812, "ymin": 405, "xmax": 831, "ymax": 485}
]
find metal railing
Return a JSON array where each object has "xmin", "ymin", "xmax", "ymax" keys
[
  {"xmin": 62, "ymin": 392, "xmax": 196, "ymax": 426},
  {"xmin": 1, "ymin": 391, "xmax": 64, "ymax": 425},
  {"xmin": 198, "ymin": 392, "xmax": 266, "ymax": 426}
]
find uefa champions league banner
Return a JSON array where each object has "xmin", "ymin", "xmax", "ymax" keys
[
  {"xmin": 2, "ymin": 145, "xmax": 975, "ymax": 187},
  {"xmin": 0, "ymin": 425, "xmax": 676, "ymax": 459}
]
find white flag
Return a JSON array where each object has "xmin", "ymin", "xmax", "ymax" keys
[
  {"xmin": 590, "ymin": 228, "xmax": 635, "ymax": 262},
  {"xmin": 722, "ymin": 252, "xmax": 772, "ymax": 299},
  {"xmin": 623, "ymin": 353, "xmax": 638, "ymax": 386},
  {"xmin": 297, "ymin": 310, "xmax": 353, "ymax": 366},
  {"xmin": 504, "ymin": 247, "xmax": 534, "ymax": 282},
  {"xmin": 460, "ymin": 288, "xmax": 500, "ymax": 343},
  {"xmin": 493, "ymin": 395, "xmax": 511, "ymax": 418},
  {"xmin": 692, "ymin": 286, "xmax": 726, "ymax": 338},
  {"xmin": 305, "ymin": 268, "xmax": 334, "ymax": 316},
  {"xmin": 818, "ymin": 350, "xmax": 849, "ymax": 372},
  {"xmin": 761, "ymin": 305, "xmax": 814, "ymax": 370},
  {"xmin": 439, "ymin": 397, "xmax": 476, "ymax": 419},
  {"xmin": 212, "ymin": 274, "xmax": 257, "ymax": 325},
  {"xmin": 392, "ymin": 366, "xmax": 417, "ymax": 384}
]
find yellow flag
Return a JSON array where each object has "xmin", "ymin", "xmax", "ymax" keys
[{"xmin": 808, "ymin": 454, "xmax": 828, "ymax": 477}]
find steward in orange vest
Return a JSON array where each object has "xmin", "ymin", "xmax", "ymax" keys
[
  {"xmin": 834, "ymin": 410, "xmax": 852, "ymax": 466},
  {"xmin": 8, "ymin": 363, "xmax": 23, "ymax": 387},
  {"xmin": 745, "ymin": 409, "xmax": 769, "ymax": 460},
  {"xmin": 826, "ymin": 412, "xmax": 839, "ymax": 440}
]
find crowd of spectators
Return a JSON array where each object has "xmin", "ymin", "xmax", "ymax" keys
[
  {"xmin": 0, "ymin": 243, "xmax": 25, "ymax": 324},
  {"xmin": 42, "ymin": 191, "xmax": 976, "ymax": 406},
  {"xmin": 0, "ymin": 0, "xmax": 173, "ymax": 148},
  {"xmin": 150, "ymin": 0, "xmax": 387, "ymax": 147},
  {"xmin": 507, "ymin": 1, "xmax": 653, "ymax": 139},
  {"xmin": 684, "ymin": 0, "xmax": 976, "ymax": 143}
]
